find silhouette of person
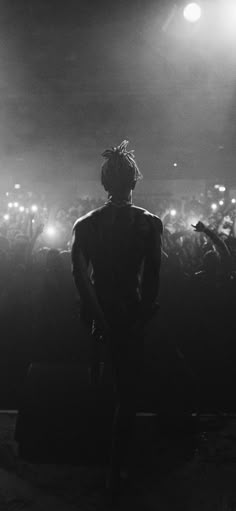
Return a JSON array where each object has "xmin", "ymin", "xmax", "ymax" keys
[{"xmin": 71, "ymin": 140, "xmax": 163, "ymax": 498}]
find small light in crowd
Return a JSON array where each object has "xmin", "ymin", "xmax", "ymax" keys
[
  {"xmin": 13, "ymin": 202, "xmax": 19, "ymax": 208},
  {"xmin": 183, "ymin": 3, "xmax": 202, "ymax": 23},
  {"xmin": 5, "ymin": 192, "xmax": 9, "ymax": 196},
  {"xmin": 32, "ymin": 219, "xmax": 35, "ymax": 224},
  {"xmin": 219, "ymin": 200, "xmax": 224, "ymax": 206},
  {"xmin": 45, "ymin": 225, "xmax": 57, "ymax": 238},
  {"xmin": 31, "ymin": 205, "xmax": 38, "ymax": 213},
  {"xmin": 219, "ymin": 186, "xmax": 226, "ymax": 192},
  {"xmin": 14, "ymin": 184, "xmax": 21, "ymax": 189},
  {"xmin": 214, "ymin": 184, "xmax": 220, "ymax": 189},
  {"xmin": 211, "ymin": 203, "xmax": 218, "ymax": 211},
  {"xmin": 173, "ymin": 162, "xmax": 178, "ymax": 167},
  {"xmin": 231, "ymin": 198, "xmax": 236, "ymax": 204},
  {"xmin": 3, "ymin": 214, "xmax": 9, "ymax": 221},
  {"xmin": 19, "ymin": 206, "xmax": 25, "ymax": 212},
  {"xmin": 8, "ymin": 202, "xmax": 13, "ymax": 208},
  {"xmin": 170, "ymin": 209, "xmax": 177, "ymax": 217}
]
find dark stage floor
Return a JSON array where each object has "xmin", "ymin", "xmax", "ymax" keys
[{"xmin": 1, "ymin": 411, "xmax": 236, "ymax": 509}]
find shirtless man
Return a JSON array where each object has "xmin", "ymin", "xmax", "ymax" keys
[{"xmin": 71, "ymin": 140, "xmax": 163, "ymax": 497}]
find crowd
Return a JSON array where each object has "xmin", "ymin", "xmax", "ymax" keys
[{"xmin": 0, "ymin": 181, "xmax": 236, "ymax": 409}]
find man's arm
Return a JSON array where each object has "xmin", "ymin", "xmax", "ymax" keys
[
  {"xmin": 27, "ymin": 223, "xmax": 44, "ymax": 261},
  {"xmin": 192, "ymin": 221, "xmax": 231, "ymax": 257},
  {"xmin": 140, "ymin": 217, "xmax": 163, "ymax": 320},
  {"xmin": 71, "ymin": 228, "xmax": 109, "ymax": 334}
]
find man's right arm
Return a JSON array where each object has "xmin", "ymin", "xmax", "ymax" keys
[
  {"xmin": 140, "ymin": 216, "xmax": 163, "ymax": 320},
  {"xmin": 71, "ymin": 225, "xmax": 109, "ymax": 334}
]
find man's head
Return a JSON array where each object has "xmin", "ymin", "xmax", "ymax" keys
[{"xmin": 101, "ymin": 140, "xmax": 142, "ymax": 198}]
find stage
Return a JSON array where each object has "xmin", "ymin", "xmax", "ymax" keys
[{"xmin": 0, "ymin": 411, "xmax": 236, "ymax": 509}]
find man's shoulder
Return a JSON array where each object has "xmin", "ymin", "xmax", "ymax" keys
[
  {"xmin": 131, "ymin": 205, "xmax": 163, "ymax": 233},
  {"xmin": 73, "ymin": 205, "xmax": 106, "ymax": 232}
]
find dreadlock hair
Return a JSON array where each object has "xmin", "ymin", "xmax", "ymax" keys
[{"xmin": 101, "ymin": 140, "xmax": 142, "ymax": 197}]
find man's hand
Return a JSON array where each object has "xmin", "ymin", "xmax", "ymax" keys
[
  {"xmin": 192, "ymin": 221, "xmax": 206, "ymax": 233},
  {"xmin": 92, "ymin": 321, "xmax": 111, "ymax": 344}
]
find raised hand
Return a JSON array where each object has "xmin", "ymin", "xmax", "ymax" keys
[{"xmin": 192, "ymin": 221, "xmax": 206, "ymax": 232}]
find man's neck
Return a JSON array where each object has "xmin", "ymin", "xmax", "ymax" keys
[{"xmin": 108, "ymin": 192, "xmax": 132, "ymax": 205}]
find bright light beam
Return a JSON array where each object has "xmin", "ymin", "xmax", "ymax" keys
[
  {"xmin": 45, "ymin": 225, "xmax": 57, "ymax": 238},
  {"xmin": 183, "ymin": 3, "xmax": 202, "ymax": 23}
]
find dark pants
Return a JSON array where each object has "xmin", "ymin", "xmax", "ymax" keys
[
  {"xmin": 109, "ymin": 328, "xmax": 144, "ymax": 486},
  {"xmin": 90, "ymin": 311, "xmax": 145, "ymax": 489}
]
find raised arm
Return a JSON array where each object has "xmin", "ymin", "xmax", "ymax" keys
[{"xmin": 192, "ymin": 221, "xmax": 231, "ymax": 257}]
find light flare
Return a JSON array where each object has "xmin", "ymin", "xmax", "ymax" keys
[
  {"xmin": 45, "ymin": 225, "xmax": 57, "ymax": 238},
  {"xmin": 183, "ymin": 3, "xmax": 202, "ymax": 23}
]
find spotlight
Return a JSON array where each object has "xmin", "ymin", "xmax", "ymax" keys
[
  {"xmin": 211, "ymin": 203, "xmax": 217, "ymax": 211},
  {"xmin": 214, "ymin": 184, "xmax": 220, "ymax": 189},
  {"xmin": 170, "ymin": 209, "xmax": 177, "ymax": 217},
  {"xmin": 13, "ymin": 202, "xmax": 19, "ymax": 208},
  {"xmin": 19, "ymin": 206, "xmax": 25, "ymax": 212},
  {"xmin": 3, "ymin": 214, "xmax": 9, "ymax": 221},
  {"xmin": 219, "ymin": 200, "xmax": 224, "ymax": 206},
  {"xmin": 31, "ymin": 205, "xmax": 38, "ymax": 213},
  {"xmin": 8, "ymin": 203, "xmax": 13, "ymax": 208},
  {"xmin": 5, "ymin": 192, "xmax": 9, "ymax": 196},
  {"xmin": 45, "ymin": 225, "xmax": 57, "ymax": 238},
  {"xmin": 14, "ymin": 184, "xmax": 21, "ymax": 189},
  {"xmin": 219, "ymin": 186, "xmax": 226, "ymax": 192},
  {"xmin": 183, "ymin": 3, "xmax": 202, "ymax": 23},
  {"xmin": 173, "ymin": 162, "xmax": 178, "ymax": 167},
  {"xmin": 231, "ymin": 198, "xmax": 236, "ymax": 204}
]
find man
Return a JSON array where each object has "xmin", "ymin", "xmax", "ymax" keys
[{"xmin": 71, "ymin": 140, "xmax": 163, "ymax": 497}]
